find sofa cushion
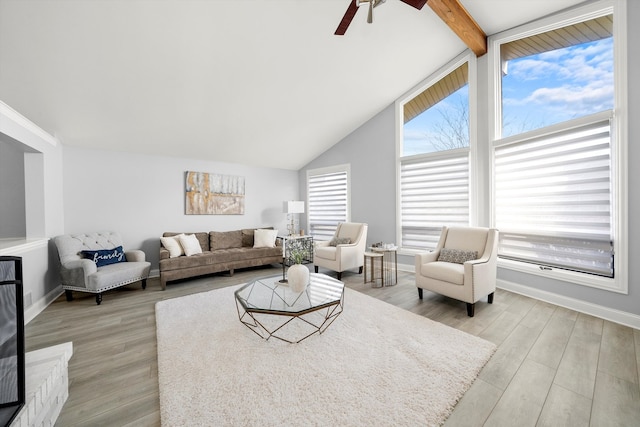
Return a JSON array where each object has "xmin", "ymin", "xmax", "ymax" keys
[
  {"xmin": 241, "ymin": 227, "xmax": 275, "ymax": 247},
  {"xmin": 86, "ymin": 261, "xmax": 150, "ymax": 291},
  {"xmin": 438, "ymin": 248, "xmax": 478, "ymax": 264},
  {"xmin": 254, "ymin": 229, "xmax": 278, "ymax": 248},
  {"xmin": 179, "ymin": 234, "xmax": 203, "ymax": 256},
  {"xmin": 444, "ymin": 227, "xmax": 488, "ymax": 257},
  {"xmin": 163, "ymin": 232, "xmax": 209, "ymax": 252},
  {"xmin": 160, "ymin": 252, "xmax": 215, "ymax": 271},
  {"xmin": 210, "ymin": 230, "xmax": 243, "ymax": 250},
  {"xmin": 241, "ymin": 229, "xmax": 256, "ymax": 247},
  {"xmin": 81, "ymin": 246, "xmax": 126, "ymax": 267},
  {"xmin": 420, "ymin": 262, "xmax": 465, "ymax": 285},
  {"xmin": 315, "ymin": 246, "xmax": 337, "ymax": 261},
  {"xmin": 211, "ymin": 247, "xmax": 282, "ymax": 264},
  {"xmin": 161, "ymin": 234, "xmax": 185, "ymax": 258},
  {"xmin": 329, "ymin": 237, "xmax": 351, "ymax": 246}
]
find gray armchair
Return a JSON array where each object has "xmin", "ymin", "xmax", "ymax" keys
[{"xmin": 54, "ymin": 231, "xmax": 150, "ymax": 304}]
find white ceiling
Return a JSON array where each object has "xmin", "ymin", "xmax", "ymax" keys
[{"xmin": 0, "ymin": 0, "xmax": 586, "ymax": 170}]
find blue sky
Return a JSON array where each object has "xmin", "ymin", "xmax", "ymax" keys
[
  {"xmin": 403, "ymin": 37, "xmax": 614, "ymax": 155},
  {"xmin": 502, "ymin": 37, "xmax": 614, "ymax": 137}
]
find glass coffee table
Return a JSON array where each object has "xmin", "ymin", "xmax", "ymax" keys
[{"xmin": 234, "ymin": 273, "xmax": 344, "ymax": 343}]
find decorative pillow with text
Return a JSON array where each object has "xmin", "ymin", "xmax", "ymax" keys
[{"xmin": 81, "ymin": 246, "xmax": 126, "ymax": 267}]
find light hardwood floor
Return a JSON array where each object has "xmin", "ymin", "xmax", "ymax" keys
[{"xmin": 25, "ymin": 266, "xmax": 640, "ymax": 426}]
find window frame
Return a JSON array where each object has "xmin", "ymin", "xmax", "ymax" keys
[
  {"xmin": 396, "ymin": 51, "xmax": 478, "ymax": 254},
  {"xmin": 488, "ymin": 0, "xmax": 628, "ymax": 293},
  {"xmin": 306, "ymin": 164, "xmax": 351, "ymax": 242}
]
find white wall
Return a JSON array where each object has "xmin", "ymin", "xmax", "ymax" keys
[
  {"xmin": 300, "ymin": 105, "xmax": 397, "ymax": 248},
  {"xmin": 62, "ymin": 146, "xmax": 300, "ymax": 271},
  {"xmin": 0, "ymin": 101, "xmax": 65, "ymax": 320},
  {"xmin": 0, "ymin": 138, "xmax": 26, "ymax": 238}
]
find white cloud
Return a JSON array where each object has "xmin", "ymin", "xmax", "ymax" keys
[{"xmin": 504, "ymin": 38, "xmax": 613, "ymax": 115}]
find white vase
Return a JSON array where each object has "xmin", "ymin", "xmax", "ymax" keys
[{"xmin": 287, "ymin": 264, "xmax": 309, "ymax": 293}]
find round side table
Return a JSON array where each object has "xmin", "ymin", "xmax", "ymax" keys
[
  {"xmin": 370, "ymin": 246, "xmax": 398, "ymax": 286},
  {"xmin": 363, "ymin": 251, "xmax": 384, "ymax": 287}
]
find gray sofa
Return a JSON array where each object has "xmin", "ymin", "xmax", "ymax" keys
[
  {"xmin": 159, "ymin": 228, "xmax": 283, "ymax": 289},
  {"xmin": 54, "ymin": 231, "xmax": 151, "ymax": 304}
]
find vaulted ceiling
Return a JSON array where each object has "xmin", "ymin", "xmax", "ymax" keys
[{"xmin": 0, "ymin": 0, "xmax": 587, "ymax": 170}]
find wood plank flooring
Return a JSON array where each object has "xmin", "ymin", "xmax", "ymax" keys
[{"xmin": 24, "ymin": 266, "xmax": 640, "ymax": 426}]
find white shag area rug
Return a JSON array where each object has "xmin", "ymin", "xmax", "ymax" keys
[{"xmin": 156, "ymin": 285, "xmax": 496, "ymax": 426}]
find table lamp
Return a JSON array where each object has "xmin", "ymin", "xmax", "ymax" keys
[{"xmin": 283, "ymin": 201, "xmax": 304, "ymax": 236}]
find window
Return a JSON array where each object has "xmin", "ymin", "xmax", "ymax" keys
[
  {"xmin": 495, "ymin": 114, "xmax": 613, "ymax": 277},
  {"xmin": 306, "ymin": 165, "xmax": 350, "ymax": 241},
  {"xmin": 491, "ymin": 1, "xmax": 627, "ymax": 291},
  {"xmin": 500, "ymin": 15, "xmax": 614, "ymax": 138},
  {"xmin": 398, "ymin": 56, "xmax": 473, "ymax": 251}
]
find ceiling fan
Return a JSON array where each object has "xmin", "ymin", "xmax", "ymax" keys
[{"xmin": 334, "ymin": 0, "xmax": 428, "ymax": 36}]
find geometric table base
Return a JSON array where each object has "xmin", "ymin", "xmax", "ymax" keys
[
  {"xmin": 235, "ymin": 297, "xmax": 343, "ymax": 344},
  {"xmin": 234, "ymin": 273, "xmax": 345, "ymax": 344}
]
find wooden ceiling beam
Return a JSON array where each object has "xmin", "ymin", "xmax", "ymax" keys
[{"xmin": 427, "ymin": 0, "xmax": 487, "ymax": 57}]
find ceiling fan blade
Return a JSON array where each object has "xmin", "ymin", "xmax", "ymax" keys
[
  {"xmin": 334, "ymin": 0, "xmax": 359, "ymax": 36},
  {"xmin": 367, "ymin": 0, "xmax": 373, "ymax": 23},
  {"xmin": 400, "ymin": 0, "xmax": 428, "ymax": 10}
]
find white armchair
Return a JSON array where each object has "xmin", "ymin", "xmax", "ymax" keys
[
  {"xmin": 314, "ymin": 223, "xmax": 368, "ymax": 280},
  {"xmin": 415, "ymin": 226, "xmax": 498, "ymax": 317},
  {"xmin": 54, "ymin": 231, "xmax": 150, "ymax": 305}
]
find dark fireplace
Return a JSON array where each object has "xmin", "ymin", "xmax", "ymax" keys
[{"xmin": 0, "ymin": 256, "xmax": 25, "ymax": 427}]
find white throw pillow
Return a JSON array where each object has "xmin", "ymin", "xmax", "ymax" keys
[
  {"xmin": 161, "ymin": 234, "xmax": 185, "ymax": 258},
  {"xmin": 179, "ymin": 234, "xmax": 203, "ymax": 256},
  {"xmin": 253, "ymin": 229, "xmax": 278, "ymax": 248}
]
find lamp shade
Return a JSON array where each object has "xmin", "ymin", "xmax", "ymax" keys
[{"xmin": 283, "ymin": 201, "xmax": 304, "ymax": 214}]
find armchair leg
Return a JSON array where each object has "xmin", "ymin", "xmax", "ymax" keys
[
  {"xmin": 65, "ymin": 290, "xmax": 73, "ymax": 302},
  {"xmin": 95, "ymin": 293, "xmax": 103, "ymax": 305},
  {"xmin": 337, "ymin": 272, "xmax": 342, "ymax": 280},
  {"xmin": 488, "ymin": 292, "xmax": 494, "ymax": 304},
  {"xmin": 142, "ymin": 279, "xmax": 147, "ymax": 290},
  {"xmin": 466, "ymin": 303, "xmax": 475, "ymax": 317},
  {"xmin": 418, "ymin": 288, "xmax": 423, "ymax": 299},
  {"xmin": 358, "ymin": 266, "xmax": 363, "ymax": 274},
  {"xmin": 314, "ymin": 266, "xmax": 319, "ymax": 273}
]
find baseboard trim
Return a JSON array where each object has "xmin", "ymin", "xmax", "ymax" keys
[
  {"xmin": 25, "ymin": 285, "xmax": 63, "ymax": 325},
  {"xmin": 398, "ymin": 262, "xmax": 640, "ymax": 329},
  {"xmin": 497, "ymin": 279, "xmax": 640, "ymax": 330}
]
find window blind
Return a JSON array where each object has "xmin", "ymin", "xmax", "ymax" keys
[
  {"xmin": 400, "ymin": 151, "xmax": 470, "ymax": 250},
  {"xmin": 494, "ymin": 117, "xmax": 614, "ymax": 277},
  {"xmin": 307, "ymin": 170, "xmax": 348, "ymax": 241}
]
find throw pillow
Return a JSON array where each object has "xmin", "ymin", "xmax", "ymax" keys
[
  {"xmin": 253, "ymin": 229, "xmax": 278, "ymax": 248},
  {"xmin": 438, "ymin": 248, "xmax": 478, "ymax": 264},
  {"xmin": 329, "ymin": 237, "xmax": 351, "ymax": 247},
  {"xmin": 161, "ymin": 234, "xmax": 185, "ymax": 258},
  {"xmin": 81, "ymin": 246, "xmax": 126, "ymax": 267},
  {"xmin": 179, "ymin": 234, "xmax": 203, "ymax": 256}
]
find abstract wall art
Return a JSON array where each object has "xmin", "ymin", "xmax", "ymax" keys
[{"xmin": 185, "ymin": 171, "xmax": 245, "ymax": 215}]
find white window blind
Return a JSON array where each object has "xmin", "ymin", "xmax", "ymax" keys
[
  {"xmin": 307, "ymin": 169, "xmax": 348, "ymax": 241},
  {"xmin": 494, "ymin": 116, "xmax": 614, "ymax": 277},
  {"xmin": 400, "ymin": 150, "xmax": 470, "ymax": 250}
]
